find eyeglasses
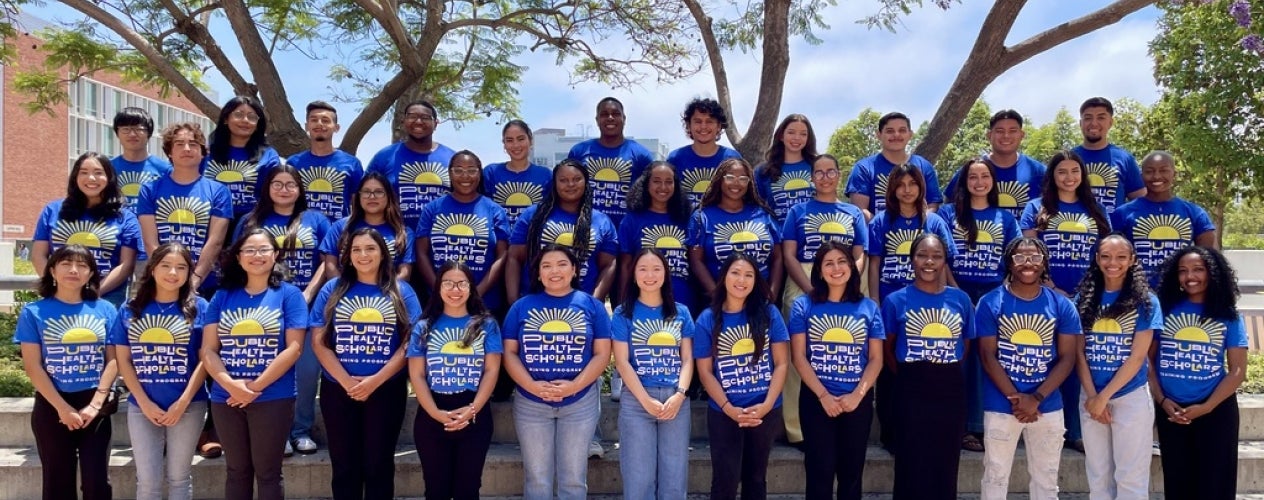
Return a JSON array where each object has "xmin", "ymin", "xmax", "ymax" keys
[
  {"xmin": 440, "ymin": 280, "xmax": 470, "ymax": 291},
  {"xmin": 270, "ymin": 181, "xmax": 299, "ymax": 191},
  {"xmin": 117, "ymin": 126, "xmax": 148, "ymax": 136},
  {"xmin": 404, "ymin": 113, "xmax": 436, "ymax": 123},
  {"xmin": 1011, "ymin": 254, "xmax": 1045, "ymax": 265},
  {"xmin": 451, "ymin": 167, "xmax": 480, "ymax": 176},
  {"xmin": 239, "ymin": 247, "xmax": 275, "ymax": 257},
  {"xmin": 723, "ymin": 174, "xmax": 751, "ymax": 184},
  {"xmin": 812, "ymin": 169, "xmax": 840, "ymax": 180},
  {"xmin": 231, "ymin": 110, "xmax": 260, "ymax": 124},
  {"xmin": 359, "ymin": 189, "xmax": 388, "ymax": 199}
]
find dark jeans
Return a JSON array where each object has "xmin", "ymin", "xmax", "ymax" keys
[
  {"xmin": 800, "ymin": 386, "xmax": 872, "ymax": 500},
  {"xmin": 707, "ymin": 406, "xmax": 783, "ymax": 500},
  {"xmin": 1156, "ymin": 394, "xmax": 1239, "ymax": 500},
  {"xmin": 874, "ymin": 366, "xmax": 897, "ymax": 449},
  {"xmin": 413, "ymin": 390, "xmax": 494, "ymax": 500},
  {"xmin": 211, "ymin": 397, "xmax": 295, "ymax": 500},
  {"xmin": 893, "ymin": 362, "xmax": 964, "ymax": 500},
  {"xmin": 32, "ymin": 390, "xmax": 112, "ymax": 500},
  {"xmin": 320, "ymin": 375, "xmax": 407, "ymax": 500}
]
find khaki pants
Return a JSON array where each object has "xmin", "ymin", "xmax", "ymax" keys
[{"xmin": 780, "ymin": 263, "xmax": 811, "ymax": 443}]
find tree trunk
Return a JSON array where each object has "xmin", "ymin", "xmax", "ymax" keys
[{"xmin": 732, "ymin": 0, "xmax": 792, "ymax": 163}]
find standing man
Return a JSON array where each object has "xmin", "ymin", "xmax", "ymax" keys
[
  {"xmin": 1072, "ymin": 97, "xmax": 1146, "ymax": 214},
  {"xmin": 567, "ymin": 97, "xmax": 655, "ymax": 227},
  {"xmin": 112, "ymin": 107, "xmax": 173, "ymax": 211},
  {"xmin": 845, "ymin": 112, "xmax": 943, "ymax": 220},
  {"xmin": 666, "ymin": 98, "xmax": 743, "ymax": 208},
  {"xmin": 366, "ymin": 100, "xmax": 455, "ymax": 230},
  {"xmin": 288, "ymin": 101, "xmax": 364, "ymax": 223},
  {"xmin": 944, "ymin": 109, "xmax": 1045, "ymax": 220}
]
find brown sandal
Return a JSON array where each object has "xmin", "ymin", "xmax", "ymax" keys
[
  {"xmin": 197, "ymin": 430, "xmax": 223, "ymax": 459},
  {"xmin": 962, "ymin": 433, "xmax": 985, "ymax": 452}
]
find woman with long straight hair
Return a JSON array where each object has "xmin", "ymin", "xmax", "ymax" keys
[
  {"xmin": 111, "ymin": 243, "xmax": 208, "ymax": 500},
  {"xmin": 33, "ymin": 152, "xmax": 141, "ymax": 306},
  {"xmin": 320, "ymin": 172, "xmax": 414, "ymax": 281},
  {"xmin": 695, "ymin": 252, "xmax": 789, "ymax": 500},
  {"xmin": 756, "ymin": 113, "xmax": 820, "ymax": 223},
  {"xmin": 866, "ymin": 163, "xmax": 956, "ymax": 304},
  {"xmin": 613, "ymin": 248, "xmax": 695, "ymax": 499},
  {"xmin": 201, "ymin": 229, "xmax": 307, "ymax": 500},
  {"xmin": 18, "ymin": 245, "xmax": 119, "ymax": 500},
  {"xmin": 203, "ymin": 95, "xmax": 281, "ymax": 221},
  {"xmin": 619, "ymin": 161, "xmax": 695, "ymax": 310},
  {"xmin": 689, "ymin": 158, "xmax": 784, "ymax": 300},
  {"xmin": 310, "ymin": 227, "xmax": 421, "ymax": 499},
  {"xmin": 407, "ymin": 260, "xmax": 502, "ymax": 500}
]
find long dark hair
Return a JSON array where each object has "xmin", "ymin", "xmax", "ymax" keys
[
  {"xmin": 343, "ymin": 172, "xmax": 409, "ymax": 257},
  {"xmin": 128, "ymin": 243, "xmax": 199, "ymax": 324},
  {"xmin": 1157, "ymin": 246, "xmax": 1239, "ymax": 321},
  {"xmin": 698, "ymin": 158, "xmax": 775, "ymax": 216},
  {"xmin": 884, "ymin": 163, "xmax": 927, "ymax": 228},
  {"xmin": 322, "ymin": 227, "xmax": 411, "ymax": 349},
  {"xmin": 627, "ymin": 161, "xmax": 692, "ymax": 226},
  {"xmin": 209, "ymin": 95, "xmax": 269, "ymax": 163},
  {"xmin": 219, "ymin": 228, "xmax": 286, "ymax": 290},
  {"xmin": 1034, "ymin": 150, "xmax": 1110, "ymax": 237},
  {"xmin": 61, "ymin": 152, "xmax": 123, "ymax": 221},
  {"xmin": 708, "ymin": 252, "xmax": 772, "ymax": 361},
  {"xmin": 530, "ymin": 244, "xmax": 582, "ymax": 294},
  {"xmin": 761, "ymin": 114, "xmax": 818, "ymax": 183},
  {"xmin": 37, "ymin": 245, "xmax": 100, "ymax": 300},
  {"xmin": 951, "ymin": 157, "xmax": 998, "ymax": 246},
  {"xmin": 1001, "ymin": 237, "xmax": 1052, "ymax": 285},
  {"xmin": 1074, "ymin": 234, "xmax": 1152, "ymax": 331},
  {"xmin": 620, "ymin": 248, "xmax": 679, "ymax": 320},
  {"xmin": 525, "ymin": 160, "xmax": 595, "ymax": 271},
  {"xmin": 417, "ymin": 260, "xmax": 493, "ymax": 350},
  {"xmin": 808, "ymin": 241, "xmax": 862, "ymax": 303},
  {"xmin": 239, "ymin": 164, "xmax": 309, "ymax": 261}
]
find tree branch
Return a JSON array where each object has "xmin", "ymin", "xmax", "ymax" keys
[
  {"xmin": 737, "ymin": 0, "xmax": 792, "ymax": 161},
  {"xmin": 219, "ymin": 0, "xmax": 304, "ymax": 151},
  {"xmin": 340, "ymin": 67, "xmax": 423, "ymax": 154},
  {"xmin": 1002, "ymin": 0, "xmax": 1155, "ymax": 68},
  {"xmin": 683, "ymin": 0, "xmax": 740, "ymax": 147},
  {"xmin": 156, "ymin": 0, "xmax": 253, "ymax": 96}
]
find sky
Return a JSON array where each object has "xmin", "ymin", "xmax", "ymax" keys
[{"xmin": 27, "ymin": 1, "xmax": 1164, "ymax": 165}]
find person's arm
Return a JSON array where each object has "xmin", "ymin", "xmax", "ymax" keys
[
  {"xmin": 1178, "ymin": 347, "xmax": 1247, "ymax": 422},
  {"xmin": 1085, "ymin": 327, "xmax": 1155, "ymax": 422},
  {"xmin": 791, "ymin": 333, "xmax": 842, "ymax": 417},
  {"xmin": 500, "ymin": 339, "xmax": 554, "ymax": 400},
  {"xmin": 347, "ymin": 342, "xmax": 407, "ymax": 401},
  {"xmin": 31, "ymin": 241, "xmax": 50, "ymax": 277},
  {"xmin": 1016, "ymin": 333, "xmax": 1079, "ymax": 420},
  {"xmin": 614, "ymin": 339, "xmax": 663, "ymax": 417},
  {"xmin": 689, "ymin": 246, "xmax": 716, "ymax": 296},
  {"xmin": 193, "ymin": 217, "xmax": 229, "ymax": 289},
  {"xmin": 396, "ymin": 263, "xmax": 412, "ymax": 282},
  {"xmin": 696, "ymin": 356, "xmax": 741, "ymax": 423},
  {"xmin": 311, "ymin": 325, "xmax": 358, "ymax": 391},
  {"xmin": 200, "ymin": 322, "xmax": 258, "ymax": 404},
  {"xmin": 322, "ymin": 255, "xmax": 340, "ymax": 285},
  {"xmin": 414, "ymin": 237, "xmax": 437, "ymax": 290},
  {"xmin": 409, "ymin": 354, "xmax": 457, "ymax": 426},
  {"xmin": 505, "ymin": 245, "xmax": 526, "ymax": 303},
  {"xmin": 139, "ymin": 215, "xmax": 160, "ymax": 262},
  {"xmin": 21, "ymin": 343, "xmax": 89, "ymax": 430},
  {"xmin": 552, "ymin": 338, "xmax": 612, "ymax": 398},
  {"xmin": 98, "ymin": 247, "xmax": 136, "ymax": 296},
  {"xmin": 616, "ymin": 254, "xmax": 633, "ymax": 303},
  {"xmin": 842, "ymin": 338, "xmax": 884, "ymax": 412},
  {"xmin": 867, "ymin": 256, "xmax": 881, "ymax": 303},
  {"xmin": 783, "ymin": 242, "xmax": 812, "ymax": 295},
  {"xmin": 157, "ymin": 360, "xmax": 207, "ymax": 427},
  {"xmin": 476, "ymin": 241, "xmax": 509, "ymax": 298},
  {"xmin": 302, "ymin": 266, "xmax": 326, "ymax": 304},
  {"xmin": 77, "ymin": 347, "xmax": 118, "ymax": 424},
  {"xmin": 244, "ymin": 327, "xmax": 304, "ymax": 394},
  {"xmin": 1195, "ymin": 230, "xmax": 1218, "ymax": 250},
  {"xmin": 661, "ymin": 337, "xmax": 694, "ymax": 420},
  {"xmin": 851, "ymin": 245, "xmax": 866, "ymax": 279},
  {"xmin": 849, "ymin": 193, "xmax": 873, "ymax": 222},
  {"xmin": 591, "ymin": 252, "xmax": 618, "ymax": 301},
  {"xmin": 749, "ymin": 342, "xmax": 789, "ymax": 426},
  {"xmin": 979, "ymin": 335, "xmax": 1034, "ymax": 420},
  {"xmin": 115, "ymin": 344, "xmax": 165, "ymax": 424},
  {"xmin": 769, "ymin": 245, "xmax": 785, "ymax": 300},
  {"xmin": 1126, "ymin": 187, "xmax": 1146, "ymax": 201}
]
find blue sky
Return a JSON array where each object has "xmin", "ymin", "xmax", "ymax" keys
[{"xmin": 28, "ymin": 1, "xmax": 1163, "ymax": 164}]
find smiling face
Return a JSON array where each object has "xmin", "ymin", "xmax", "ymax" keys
[
  {"xmin": 596, "ymin": 101, "xmax": 625, "ymax": 139},
  {"xmin": 1141, "ymin": 155, "xmax": 1176, "ymax": 197},
  {"xmin": 1008, "ymin": 242, "xmax": 1046, "ymax": 286},
  {"xmin": 721, "ymin": 162, "xmax": 752, "ymax": 203},
  {"xmin": 1096, "ymin": 237, "xmax": 1135, "ymax": 285},
  {"xmin": 966, "ymin": 162, "xmax": 993, "ymax": 199},
  {"xmin": 811, "ymin": 156, "xmax": 840, "ymax": 196},
  {"xmin": 1053, "ymin": 159, "xmax": 1083, "ymax": 195},
  {"xmin": 554, "ymin": 163, "xmax": 586, "ymax": 204},
  {"xmin": 269, "ymin": 171, "xmax": 300, "ymax": 209},
  {"xmin": 781, "ymin": 121, "xmax": 809, "ymax": 155},
  {"xmin": 227, "ymin": 104, "xmax": 259, "ymax": 141},
  {"xmin": 724, "ymin": 259, "xmax": 757, "ymax": 302},
  {"xmin": 439, "ymin": 268, "xmax": 471, "ymax": 310},
  {"xmin": 168, "ymin": 129, "xmax": 205, "ymax": 170},
  {"xmin": 538, "ymin": 250, "xmax": 577, "ymax": 294},
  {"xmin": 819, "ymin": 249, "xmax": 851, "ymax": 289},
  {"xmin": 878, "ymin": 117, "xmax": 912, "ymax": 153},
  {"xmin": 648, "ymin": 165, "xmax": 675, "ymax": 206},
  {"xmin": 634, "ymin": 252, "xmax": 667, "ymax": 294},
  {"xmin": 306, "ymin": 109, "xmax": 338, "ymax": 143},
  {"xmin": 403, "ymin": 103, "xmax": 437, "ymax": 142},
  {"xmin": 151, "ymin": 252, "xmax": 190, "ymax": 295},
  {"xmin": 76, "ymin": 157, "xmax": 109, "ymax": 202},
  {"xmin": 348, "ymin": 233, "xmax": 382, "ymax": 278},
  {"xmin": 449, "ymin": 154, "xmax": 481, "ymax": 196},
  {"xmin": 688, "ymin": 110, "xmax": 721, "ymax": 145},
  {"xmin": 1080, "ymin": 106, "xmax": 1113, "ymax": 144},
  {"xmin": 912, "ymin": 238, "xmax": 946, "ymax": 284},
  {"xmin": 237, "ymin": 233, "xmax": 278, "ymax": 277},
  {"xmin": 987, "ymin": 118, "xmax": 1024, "ymax": 156},
  {"xmin": 894, "ymin": 172, "xmax": 921, "ymax": 207},
  {"xmin": 1177, "ymin": 252, "xmax": 1209, "ymax": 301},
  {"xmin": 502, "ymin": 124, "xmax": 532, "ymax": 162}
]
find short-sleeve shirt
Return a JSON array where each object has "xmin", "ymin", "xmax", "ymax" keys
[
  {"xmin": 618, "ymin": 211, "xmax": 693, "ymax": 308},
  {"xmin": 844, "ymin": 153, "xmax": 944, "ymax": 213},
  {"xmin": 938, "ymin": 204, "xmax": 1021, "ymax": 287},
  {"xmin": 1083, "ymin": 291, "xmax": 1162, "ymax": 397},
  {"xmin": 406, "ymin": 314, "xmax": 504, "ymax": 394},
  {"xmin": 789, "ymin": 296, "xmax": 885, "ymax": 395},
  {"xmin": 319, "ymin": 218, "xmax": 416, "ymax": 267},
  {"xmin": 943, "ymin": 154, "xmax": 1045, "ymax": 220},
  {"xmin": 756, "ymin": 160, "xmax": 814, "ymax": 224},
  {"xmin": 1156, "ymin": 300, "xmax": 1249, "ymax": 404},
  {"xmin": 866, "ymin": 211, "xmax": 957, "ymax": 300},
  {"xmin": 233, "ymin": 211, "xmax": 331, "ymax": 291},
  {"xmin": 666, "ymin": 145, "xmax": 742, "ymax": 207},
  {"xmin": 509, "ymin": 205, "xmax": 619, "ymax": 295},
  {"xmin": 365, "ymin": 142, "xmax": 457, "ymax": 229},
  {"xmin": 502, "ymin": 290, "xmax": 612, "ymax": 406},
  {"xmin": 204, "ymin": 284, "xmax": 308, "ymax": 403},
  {"xmin": 309, "ymin": 280, "xmax": 422, "ymax": 377},
  {"xmin": 1071, "ymin": 144, "xmax": 1144, "ymax": 214},
  {"xmin": 15, "ymin": 298, "xmax": 117, "ymax": 393},
  {"xmin": 416, "ymin": 194, "xmax": 510, "ymax": 292},
  {"xmin": 1020, "ymin": 198, "xmax": 1108, "ymax": 293},
  {"xmin": 202, "ymin": 146, "xmax": 282, "ymax": 218},
  {"xmin": 108, "ymin": 298, "xmax": 209, "ymax": 408},
  {"xmin": 482, "ymin": 162, "xmax": 552, "ymax": 227},
  {"xmin": 287, "ymin": 149, "xmax": 365, "ymax": 222},
  {"xmin": 611, "ymin": 301, "xmax": 695, "ymax": 388},
  {"xmin": 781, "ymin": 200, "xmax": 868, "ymax": 262},
  {"xmin": 1110, "ymin": 197, "xmax": 1216, "ymax": 288},
  {"xmin": 112, "ymin": 155, "xmax": 172, "ymax": 213},
  {"xmin": 567, "ymin": 138, "xmax": 655, "ymax": 226},
  {"xmin": 136, "ymin": 175, "xmax": 233, "ymax": 288},
  {"xmin": 881, "ymin": 286, "xmax": 975, "ymax": 365},
  {"xmin": 693, "ymin": 304, "xmax": 789, "ymax": 411},
  {"xmin": 34, "ymin": 199, "xmax": 142, "ymax": 303},
  {"xmin": 975, "ymin": 286, "xmax": 1083, "ymax": 413},
  {"xmin": 689, "ymin": 205, "xmax": 782, "ymax": 281}
]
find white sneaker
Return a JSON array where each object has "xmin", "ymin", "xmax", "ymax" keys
[
  {"xmin": 588, "ymin": 440, "xmax": 604, "ymax": 459},
  {"xmin": 283, "ymin": 440, "xmax": 294, "ymax": 457},
  {"xmin": 294, "ymin": 436, "xmax": 317, "ymax": 454}
]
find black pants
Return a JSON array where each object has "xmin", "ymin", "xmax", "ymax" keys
[
  {"xmin": 800, "ymin": 386, "xmax": 873, "ymax": 500},
  {"xmin": 413, "ymin": 390, "xmax": 494, "ymax": 500},
  {"xmin": 1156, "ymin": 393, "xmax": 1239, "ymax": 500},
  {"xmin": 211, "ymin": 397, "xmax": 295, "ymax": 500},
  {"xmin": 31, "ymin": 390, "xmax": 112, "ymax": 500},
  {"xmin": 707, "ymin": 406, "xmax": 783, "ymax": 500},
  {"xmin": 874, "ymin": 366, "xmax": 897, "ymax": 450},
  {"xmin": 320, "ymin": 375, "xmax": 407, "ymax": 500},
  {"xmin": 892, "ymin": 362, "xmax": 964, "ymax": 500}
]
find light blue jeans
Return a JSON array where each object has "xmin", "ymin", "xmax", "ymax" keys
[
  {"xmin": 513, "ymin": 387, "xmax": 600, "ymax": 500},
  {"xmin": 618, "ymin": 385, "xmax": 690, "ymax": 499},
  {"xmin": 127, "ymin": 400, "xmax": 208, "ymax": 500},
  {"xmin": 291, "ymin": 329, "xmax": 319, "ymax": 440}
]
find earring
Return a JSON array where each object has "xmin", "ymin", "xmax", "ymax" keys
[{"xmin": 52, "ymin": 279, "xmax": 57, "ymax": 288}]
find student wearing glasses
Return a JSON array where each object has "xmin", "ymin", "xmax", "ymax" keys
[
  {"xmin": 365, "ymin": 100, "xmax": 456, "ymax": 229},
  {"xmin": 320, "ymin": 173, "xmax": 415, "ymax": 282},
  {"xmin": 203, "ymin": 96, "xmax": 281, "ymax": 223},
  {"xmin": 689, "ymin": 158, "xmax": 784, "ymax": 301}
]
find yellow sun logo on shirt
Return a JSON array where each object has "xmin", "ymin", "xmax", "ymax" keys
[
  {"xmin": 997, "ymin": 181, "xmax": 1028, "ymax": 210},
  {"xmin": 540, "ymin": 221, "xmax": 594, "ymax": 249},
  {"xmin": 1092, "ymin": 310, "xmax": 1136, "ymax": 336},
  {"xmin": 220, "ymin": 307, "xmax": 282, "ymax": 337},
  {"xmin": 874, "ymin": 174, "xmax": 889, "ymax": 201},
  {"xmin": 428, "ymin": 326, "xmax": 484, "ymax": 355},
  {"xmin": 204, "ymin": 160, "xmax": 258, "ymax": 185},
  {"xmin": 1134, "ymin": 214, "xmax": 1192, "ymax": 241},
  {"xmin": 774, "ymin": 169, "xmax": 812, "ymax": 192},
  {"xmin": 999, "ymin": 313, "xmax": 1056, "ymax": 346},
  {"xmin": 683, "ymin": 168, "xmax": 716, "ymax": 199},
  {"xmin": 298, "ymin": 166, "xmax": 345, "ymax": 194},
  {"xmin": 805, "ymin": 213, "xmax": 855, "ymax": 237},
  {"xmin": 1049, "ymin": 212, "xmax": 1096, "ymax": 234},
  {"xmin": 43, "ymin": 315, "xmax": 108, "ymax": 344},
  {"xmin": 128, "ymin": 314, "xmax": 191, "ymax": 344},
  {"xmin": 587, "ymin": 157, "xmax": 632, "ymax": 183},
  {"xmin": 52, "ymin": 220, "xmax": 118, "ymax": 252},
  {"xmin": 156, "ymin": 197, "xmax": 211, "ymax": 226},
  {"xmin": 717, "ymin": 324, "xmax": 757, "ymax": 357},
  {"xmin": 524, "ymin": 308, "xmax": 588, "ymax": 336},
  {"xmin": 905, "ymin": 307, "xmax": 962, "ymax": 340},
  {"xmin": 493, "ymin": 182, "xmax": 544, "ymax": 210},
  {"xmin": 335, "ymin": 296, "xmax": 394, "ymax": 328},
  {"xmin": 434, "ymin": 213, "xmax": 489, "ymax": 238},
  {"xmin": 952, "ymin": 220, "xmax": 1004, "ymax": 246},
  {"xmin": 402, "ymin": 162, "xmax": 449, "ymax": 186},
  {"xmin": 641, "ymin": 225, "xmax": 687, "ymax": 250},
  {"xmin": 715, "ymin": 221, "xmax": 769, "ymax": 244},
  {"xmin": 118, "ymin": 171, "xmax": 158, "ymax": 198},
  {"xmin": 1163, "ymin": 312, "xmax": 1226, "ymax": 344},
  {"xmin": 809, "ymin": 314, "xmax": 867, "ymax": 344},
  {"xmin": 1086, "ymin": 163, "xmax": 1118, "ymax": 189},
  {"xmin": 884, "ymin": 229, "xmax": 923, "ymax": 256},
  {"xmin": 631, "ymin": 319, "xmax": 681, "ymax": 346}
]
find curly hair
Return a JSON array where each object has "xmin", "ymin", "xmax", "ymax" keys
[
  {"xmin": 950, "ymin": 157, "xmax": 998, "ymax": 247},
  {"xmin": 1034, "ymin": 150, "xmax": 1110, "ymax": 238},
  {"xmin": 808, "ymin": 241, "xmax": 862, "ymax": 303},
  {"xmin": 697, "ymin": 158, "xmax": 775, "ymax": 216},
  {"xmin": 708, "ymin": 251, "xmax": 773, "ymax": 362},
  {"xmin": 1001, "ymin": 237, "xmax": 1052, "ymax": 286},
  {"xmin": 761, "ymin": 114, "xmax": 818, "ymax": 183},
  {"xmin": 1157, "ymin": 246, "xmax": 1239, "ymax": 321},
  {"xmin": 620, "ymin": 248, "xmax": 679, "ymax": 321},
  {"xmin": 682, "ymin": 98, "xmax": 729, "ymax": 139},
  {"xmin": 1074, "ymin": 234, "xmax": 1152, "ymax": 332},
  {"xmin": 626, "ymin": 161, "xmax": 692, "ymax": 227},
  {"xmin": 525, "ymin": 160, "xmax": 595, "ymax": 275}
]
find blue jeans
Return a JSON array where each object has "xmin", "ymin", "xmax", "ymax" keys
[
  {"xmin": 290, "ymin": 329, "xmax": 319, "ymax": 440},
  {"xmin": 513, "ymin": 388, "xmax": 600, "ymax": 500},
  {"xmin": 128, "ymin": 400, "xmax": 207, "ymax": 500},
  {"xmin": 618, "ymin": 385, "xmax": 690, "ymax": 499},
  {"xmin": 1060, "ymin": 375, "xmax": 1082, "ymax": 441}
]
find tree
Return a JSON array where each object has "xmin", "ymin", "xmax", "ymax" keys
[
  {"xmin": 929, "ymin": 98, "xmax": 991, "ymax": 182},
  {"xmin": 1023, "ymin": 107, "xmax": 1080, "ymax": 164},
  {"xmin": 825, "ymin": 108, "xmax": 882, "ymax": 187}
]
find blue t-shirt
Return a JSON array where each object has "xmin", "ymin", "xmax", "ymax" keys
[
  {"xmin": 975, "ymin": 286, "xmax": 1082, "ymax": 413},
  {"xmin": 1083, "ymin": 291, "xmax": 1162, "ymax": 397},
  {"xmin": 15, "ymin": 298, "xmax": 117, "ymax": 393},
  {"xmin": 689, "ymin": 205, "xmax": 782, "ymax": 281},
  {"xmin": 665, "ymin": 145, "xmax": 742, "ymax": 207},
  {"xmin": 482, "ymin": 162, "xmax": 552, "ymax": 228},
  {"xmin": 406, "ymin": 314, "xmax": 504, "ymax": 394},
  {"xmin": 136, "ymin": 175, "xmax": 233, "ymax": 289},
  {"xmin": 112, "ymin": 155, "xmax": 172, "ymax": 213},
  {"xmin": 108, "ymin": 298, "xmax": 209, "ymax": 409},
  {"xmin": 201, "ymin": 146, "xmax": 282, "ymax": 218},
  {"xmin": 503, "ymin": 291, "xmax": 612, "ymax": 406},
  {"xmin": 756, "ymin": 160, "xmax": 814, "ymax": 224},
  {"xmin": 789, "ymin": 295, "xmax": 885, "ymax": 396},
  {"xmin": 33, "ymin": 199, "xmax": 142, "ymax": 303},
  {"xmin": 1071, "ymin": 144, "xmax": 1144, "ymax": 214},
  {"xmin": 233, "ymin": 211, "xmax": 331, "ymax": 291},
  {"xmin": 566, "ymin": 138, "xmax": 654, "ymax": 226},
  {"xmin": 781, "ymin": 200, "xmax": 868, "ymax": 262},
  {"xmin": 943, "ymin": 154, "xmax": 1045, "ymax": 220},
  {"xmin": 844, "ymin": 153, "xmax": 944, "ymax": 213},
  {"xmin": 1020, "ymin": 198, "xmax": 1108, "ymax": 293},
  {"xmin": 618, "ymin": 211, "xmax": 693, "ymax": 308},
  {"xmin": 204, "ymin": 283, "xmax": 307, "ymax": 403},
  {"xmin": 319, "ymin": 217, "xmax": 416, "ymax": 268},
  {"xmin": 938, "ymin": 204, "xmax": 1021, "ymax": 287},
  {"xmin": 366, "ymin": 142, "xmax": 457, "ymax": 229},
  {"xmin": 309, "ymin": 280, "xmax": 422, "ymax": 378},
  {"xmin": 416, "ymin": 194, "xmax": 510, "ymax": 296},
  {"xmin": 611, "ymin": 301, "xmax": 696, "ymax": 389},
  {"xmin": 509, "ymin": 205, "xmax": 619, "ymax": 295},
  {"xmin": 693, "ymin": 304, "xmax": 789, "ymax": 411},
  {"xmin": 1156, "ymin": 300, "xmax": 1249, "ymax": 404},
  {"xmin": 881, "ymin": 286, "xmax": 975, "ymax": 365},
  {"xmin": 1111, "ymin": 197, "xmax": 1216, "ymax": 288},
  {"xmin": 866, "ymin": 211, "xmax": 957, "ymax": 300},
  {"xmin": 287, "ymin": 150, "xmax": 365, "ymax": 222}
]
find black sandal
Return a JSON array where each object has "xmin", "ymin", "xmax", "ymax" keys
[{"xmin": 962, "ymin": 433, "xmax": 985, "ymax": 452}]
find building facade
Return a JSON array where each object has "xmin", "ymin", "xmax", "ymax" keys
[{"xmin": 531, "ymin": 127, "xmax": 670, "ymax": 168}]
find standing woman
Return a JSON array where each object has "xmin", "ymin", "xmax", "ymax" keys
[
  {"xmin": 880, "ymin": 234, "xmax": 974, "ymax": 500},
  {"xmin": 203, "ymin": 96, "xmax": 282, "ymax": 222},
  {"xmin": 201, "ymin": 229, "xmax": 307, "ymax": 500},
  {"xmin": 111, "ymin": 243, "xmax": 209, "ymax": 500},
  {"xmin": 483, "ymin": 120, "xmax": 553, "ymax": 229},
  {"xmin": 502, "ymin": 245, "xmax": 612, "ymax": 499},
  {"xmin": 320, "ymin": 172, "xmax": 414, "ymax": 281},
  {"xmin": 310, "ymin": 227, "xmax": 421, "ymax": 499},
  {"xmin": 1151, "ymin": 246, "xmax": 1247, "ymax": 499},
  {"xmin": 867, "ymin": 163, "xmax": 957, "ymax": 303},
  {"xmin": 619, "ymin": 161, "xmax": 695, "ymax": 310},
  {"xmin": 1073, "ymin": 235, "xmax": 1161, "ymax": 499},
  {"xmin": 33, "ymin": 152, "xmax": 142, "ymax": 307},
  {"xmin": 408, "ymin": 261, "xmax": 503, "ymax": 500},
  {"xmin": 613, "ymin": 249, "xmax": 695, "ymax": 499},
  {"xmin": 689, "ymin": 158, "xmax": 784, "ymax": 300},
  {"xmin": 756, "ymin": 114, "xmax": 819, "ymax": 224},
  {"xmin": 789, "ymin": 241, "xmax": 883, "ymax": 500},
  {"xmin": 695, "ymin": 252, "xmax": 790, "ymax": 500},
  {"xmin": 18, "ymin": 245, "xmax": 119, "ymax": 500}
]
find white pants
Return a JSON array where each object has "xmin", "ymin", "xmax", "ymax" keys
[
  {"xmin": 1079, "ymin": 386, "xmax": 1154, "ymax": 500},
  {"xmin": 982, "ymin": 410, "xmax": 1065, "ymax": 500}
]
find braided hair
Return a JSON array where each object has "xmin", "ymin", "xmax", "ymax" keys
[{"xmin": 525, "ymin": 159, "xmax": 595, "ymax": 276}]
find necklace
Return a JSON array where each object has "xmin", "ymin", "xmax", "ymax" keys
[{"xmin": 155, "ymin": 301, "xmax": 178, "ymax": 315}]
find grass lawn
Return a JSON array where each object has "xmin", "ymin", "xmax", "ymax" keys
[{"xmin": 12, "ymin": 259, "xmax": 34, "ymax": 276}]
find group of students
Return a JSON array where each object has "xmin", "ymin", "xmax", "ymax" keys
[{"xmin": 15, "ymin": 92, "xmax": 1247, "ymax": 500}]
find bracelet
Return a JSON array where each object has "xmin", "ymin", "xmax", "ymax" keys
[
  {"xmin": 88, "ymin": 403, "xmax": 102, "ymax": 410},
  {"xmin": 1160, "ymin": 397, "xmax": 1171, "ymax": 406},
  {"xmin": 1032, "ymin": 391, "xmax": 1045, "ymax": 402},
  {"xmin": 95, "ymin": 388, "xmax": 110, "ymax": 394},
  {"xmin": 675, "ymin": 386, "xmax": 688, "ymax": 396},
  {"xmin": 721, "ymin": 400, "xmax": 732, "ymax": 410},
  {"xmin": 816, "ymin": 391, "xmax": 828, "ymax": 399}
]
